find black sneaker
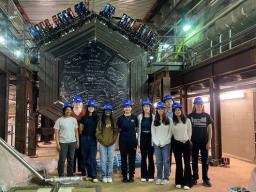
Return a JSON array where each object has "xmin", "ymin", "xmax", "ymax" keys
[
  {"xmin": 203, "ymin": 180, "xmax": 212, "ymax": 187},
  {"xmin": 122, "ymin": 177, "xmax": 128, "ymax": 183},
  {"xmin": 192, "ymin": 179, "xmax": 197, "ymax": 186},
  {"xmin": 129, "ymin": 177, "xmax": 134, "ymax": 183}
]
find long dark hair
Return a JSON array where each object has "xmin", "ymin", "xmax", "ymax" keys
[
  {"xmin": 172, "ymin": 109, "xmax": 187, "ymax": 124},
  {"xmin": 154, "ymin": 110, "xmax": 170, "ymax": 126},
  {"xmin": 85, "ymin": 107, "xmax": 98, "ymax": 121},
  {"xmin": 142, "ymin": 107, "xmax": 153, "ymax": 124},
  {"xmin": 101, "ymin": 111, "xmax": 115, "ymax": 129}
]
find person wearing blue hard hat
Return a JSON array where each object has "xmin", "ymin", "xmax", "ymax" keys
[
  {"xmin": 73, "ymin": 95, "xmax": 83, "ymax": 103},
  {"xmin": 163, "ymin": 95, "xmax": 174, "ymax": 119},
  {"xmin": 64, "ymin": 101, "xmax": 73, "ymax": 108},
  {"xmin": 193, "ymin": 97, "xmax": 204, "ymax": 105},
  {"xmin": 122, "ymin": 98, "xmax": 133, "ymax": 107},
  {"xmin": 171, "ymin": 102, "xmax": 193, "ymax": 189},
  {"xmin": 137, "ymin": 98, "xmax": 155, "ymax": 182},
  {"xmin": 152, "ymin": 101, "xmax": 171, "ymax": 185},
  {"xmin": 54, "ymin": 101, "xmax": 79, "ymax": 177},
  {"xmin": 117, "ymin": 99, "xmax": 138, "ymax": 182},
  {"xmin": 79, "ymin": 99, "xmax": 99, "ymax": 183},
  {"xmin": 188, "ymin": 97, "xmax": 213, "ymax": 187},
  {"xmin": 163, "ymin": 95, "xmax": 175, "ymax": 175},
  {"xmin": 96, "ymin": 103, "xmax": 118, "ymax": 183},
  {"xmin": 72, "ymin": 95, "xmax": 85, "ymax": 174}
]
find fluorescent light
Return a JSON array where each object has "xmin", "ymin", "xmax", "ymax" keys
[
  {"xmin": 163, "ymin": 44, "xmax": 170, "ymax": 49},
  {"xmin": 0, "ymin": 36, "xmax": 5, "ymax": 45},
  {"xmin": 220, "ymin": 91, "xmax": 245, "ymax": 100},
  {"xmin": 15, "ymin": 50, "xmax": 21, "ymax": 57},
  {"xmin": 183, "ymin": 24, "xmax": 191, "ymax": 32}
]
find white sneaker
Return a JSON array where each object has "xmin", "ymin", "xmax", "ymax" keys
[
  {"xmin": 102, "ymin": 178, "xmax": 108, "ymax": 183},
  {"xmin": 176, "ymin": 184, "xmax": 182, "ymax": 189},
  {"xmin": 184, "ymin": 186, "xmax": 190, "ymax": 190},
  {"xmin": 161, "ymin": 179, "xmax": 169, "ymax": 185},
  {"xmin": 107, "ymin": 178, "xmax": 113, "ymax": 183},
  {"xmin": 141, "ymin": 178, "xmax": 146, "ymax": 182},
  {"xmin": 156, "ymin": 179, "xmax": 162, "ymax": 185},
  {"xmin": 148, "ymin": 178, "xmax": 154, "ymax": 182},
  {"xmin": 92, "ymin": 178, "xmax": 98, "ymax": 183}
]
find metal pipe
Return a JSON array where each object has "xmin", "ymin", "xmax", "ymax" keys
[
  {"xmin": 229, "ymin": 28, "xmax": 232, "ymax": 49},
  {"xmin": 219, "ymin": 34, "xmax": 222, "ymax": 53},
  {"xmin": 0, "ymin": 137, "xmax": 45, "ymax": 181},
  {"xmin": 45, "ymin": 176, "xmax": 83, "ymax": 184},
  {"xmin": 50, "ymin": 182, "xmax": 61, "ymax": 192},
  {"xmin": 210, "ymin": 40, "xmax": 213, "ymax": 57},
  {"xmin": 185, "ymin": 0, "xmax": 248, "ymax": 43},
  {"xmin": 0, "ymin": 137, "xmax": 84, "ymax": 185}
]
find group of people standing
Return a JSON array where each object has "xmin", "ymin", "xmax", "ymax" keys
[
  {"xmin": 54, "ymin": 96, "xmax": 118, "ymax": 183},
  {"xmin": 54, "ymin": 95, "xmax": 213, "ymax": 189}
]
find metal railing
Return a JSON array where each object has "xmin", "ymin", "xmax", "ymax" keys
[
  {"xmin": 154, "ymin": 22, "xmax": 256, "ymax": 70},
  {"xmin": 185, "ymin": 23, "xmax": 256, "ymax": 68}
]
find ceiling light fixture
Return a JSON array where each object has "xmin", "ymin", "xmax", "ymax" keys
[{"xmin": 183, "ymin": 24, "xmax": 191, "ymax": 32}]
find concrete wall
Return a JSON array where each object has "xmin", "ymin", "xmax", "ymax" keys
[{"xmin": 221, "ymin": 89, "xmax": 255, "ymax": 162}]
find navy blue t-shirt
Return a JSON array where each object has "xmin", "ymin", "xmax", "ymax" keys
[
  {"xmin": 80, "ymin": 116, "xmax": 98, "ymax": 137},
  {"xmin": 188, "ymin": 112, "xmax": 213, "ymax": 144},
  {"xmin": 117, "ymin": 114, "xmax": 138, "ymax": 134},
  {"xmin": 141, "ymin": 117, "xmax": 152, "ymax": 132}
]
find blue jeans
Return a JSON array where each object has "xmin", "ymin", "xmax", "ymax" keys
[
  {"xmin": 154, "ymin": 144, "xmax": 170, "ymax": 180},
  {"xmin": 58, "ymin": 142, "xmax": 76, "ymax": 177},
  {"xmin": 99, "ymin": 143, "xmax": 115, "ymax": 178}
]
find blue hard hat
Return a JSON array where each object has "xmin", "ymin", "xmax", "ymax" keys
[
  {"xmin": 193, "ymin": 97, "xmax": 204, "ymax": 105},
  {"xmin": 87, "ymin": 99, "xmax": 97, "ymax": 107},
  {"xmin": 141, "ymin": 98, "xmax": 152, "ymax": 106},
  {"xmin": 103, "ymin": 103, "xmax": 113, "ymax": 111},
  {"xmin": 122, "ymin": 99, "xmax": 133, "ymax": 107},
  {"xmin": 156, "ymin": 101, "xmax": 166, "ymax": 109},
  {"xmin": 172, "ymin": 102, "xmax": 183, "ymax": 110},
  {"xmin": 73, "ymin": 95, "xmax": 83, "ymax": 103},
  {"xmin": 64, "ymin": 101, "xmax": 73, "ymax": 108},
  {"xmin": 163, "ymin": 95, "xmax": 173, "ymax": 102}
]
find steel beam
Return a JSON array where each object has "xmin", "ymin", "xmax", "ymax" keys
[
  {"xmin": 179, "ymin": 86, "xmax": 188, "ymax": 115},
  {"xmin": 15, "ymin": 69, "xmax": 27, "ymax": 154},
  {"xmin": 0, "ymin": 72, "xmax": 9, "ymax": 140},
  {"xmin": 209, "ymin": 78, "xmax": 222, "ymax": 163}
]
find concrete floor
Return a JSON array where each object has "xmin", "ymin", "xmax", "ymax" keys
[{"xmin": 20, "ymin": 142, "xmax": 255, "ymax": 192}]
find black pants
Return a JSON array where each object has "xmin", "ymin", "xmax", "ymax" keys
[
  {"xmin": 119, "ymin": 133, "xmax": 137, "ymax": 179},
  {"xmin": 140, "ymin": 132, "xmax": 154, "ymax": 179},
  {"xmin": 170, "ymin": 136, "xmax": 174, "ymax": 170},
  {"xmin": 173, "ymin": 139, "xmax": 192, "ymax": 187},
  {"xmin": 58, "ymin": 142, "xmax": 76, "ymax": 177},
  {"xmin": 192, "ymin": 142, "xmax": 210, "ymax": 181},
  {"xmin": 73, "ymin": 147, "xmax": 82, "ymax": 173}
]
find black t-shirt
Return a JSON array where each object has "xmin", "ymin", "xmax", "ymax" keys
[
  {"xmin": 141, "ymin": 117, "xmax": 152, "ymax": 132},
  {"xmin": 117, "ymin": 114, "xmax": 138, "ymax": 134},
  {"xmin": 188, "ymin": 112, "xmax": 213, "ymax": 144},
  {"xmin": 80, "ymin": 116, "xmax": 98, "ymax": 137}
]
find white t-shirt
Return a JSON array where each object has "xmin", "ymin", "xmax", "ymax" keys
[
  {"xmin": 54, "ymin": 116, "xmax": 78, "ymax": 143},
  {"xmin": 171, "ymin": 119, "xmax": 192, "ymax": 143}
]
